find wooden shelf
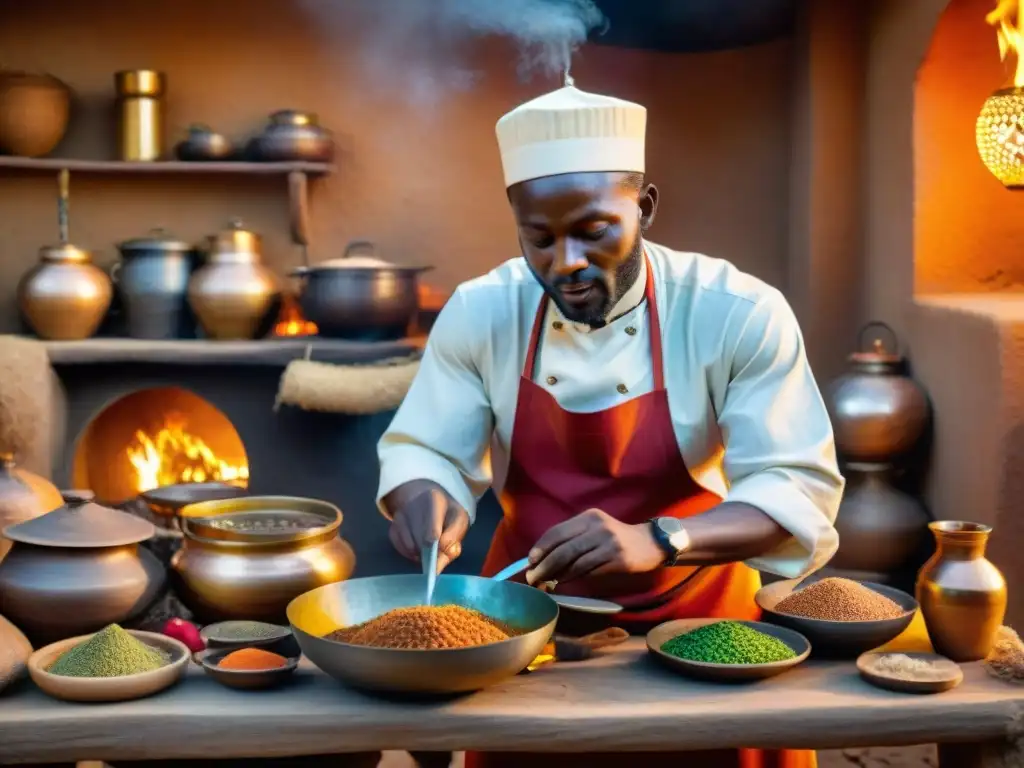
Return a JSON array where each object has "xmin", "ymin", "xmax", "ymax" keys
[
  {"xmin": 0, "ymin": 157, "xmax": 334, "ymax": 244},
  {"xmin": 42, "ymin": 337, "xmax": 422, "ymax": 367},
  {"xmin": 0, "ymin": 156, "xmax": 334, "ymax": 175}
]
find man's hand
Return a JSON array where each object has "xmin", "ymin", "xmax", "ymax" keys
[
  {"xmin": 525, "ymin": 508, "xmax": 665, "ymax": 585},
  {"xmin": 388, "ymin": 486, "xmax": 470, "ymax": 574}
]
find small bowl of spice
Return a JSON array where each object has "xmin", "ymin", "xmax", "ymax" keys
[
  {"xmin": 646, "ymin": 618, "xmax": 811, "ymax": 682},
  {"xmin": 756, "ymin": 577, "xmax": 917, "ymax": 658},
  {"xmin": 27, "ymin": 624, "xmax": 189, "ymax": 703},
  {"xmin": 857, "ymin": 651, "xmax": 963, "ymax": 694},
  {"xmin": 196, "ymin": 646, "xmax": 299, "ymax": 690},
  {"xmin": 200, "ymin": 620, "xmax": 299, "ymax": 656}
]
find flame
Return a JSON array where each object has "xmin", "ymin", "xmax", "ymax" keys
[
  {"xmin": 988, "ymin": 0, "xmax": 1024, "ymax": 87},
  {"xmin": 126, "ymin": 413, "xmax": 249, "ymax": 493},
  {"xmin": 273, "ymin": 295, "xmax": 317, "ymax": 337}
]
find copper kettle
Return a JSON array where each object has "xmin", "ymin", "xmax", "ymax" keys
[
  {"xmin": 825, "ymin": 322, "xmax": 930, "ymax": 463},
  {"xmin": 187, "ymin": 220, "xmax": 282, "ymax": 340}
]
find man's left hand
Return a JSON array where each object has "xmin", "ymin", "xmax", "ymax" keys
[{"xmin": 526, "ymin": 508, "xmax": 666, "ymax": 585}]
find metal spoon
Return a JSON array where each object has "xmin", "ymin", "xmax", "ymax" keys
[
  {"xmin": 491, "ymin": 556, "xmax": 623, "ymax": 615},
  {"xmin": 422, "ymin": 540, "xmax": 439, "ymax": 606}
]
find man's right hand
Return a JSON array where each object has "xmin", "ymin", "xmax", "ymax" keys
[{"xmin": 386, "ymin": 484, "xmax": 470, "ymax": 574}]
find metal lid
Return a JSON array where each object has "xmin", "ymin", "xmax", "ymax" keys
[
  {"xmin": 847, "ymin": 322, "xmax": 905, "ymax": 373},
  {"xmin": 291, "ymin": 240, "xmax": 431, "ymax": 275},
  {"xmin": 38, "ymin": 244, "xmax": 92, "ymax": 264},
  {"xmin": 118, "ymin": 227, "xmax": 191, "ymax": 253},
  {"xmin": 3, "ymin": 490, "xmax": 156, "ymax": 548},
  {"xmin": 208, "ymin": 219, "xmax": 262, "ymax": 257},
  {"xmin": 269, "ymin": 110, "xmax": 320, "ymax": 128}
]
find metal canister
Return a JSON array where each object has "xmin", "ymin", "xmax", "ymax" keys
[
  {"xmin": 114, "ymin": 70, "xmax": 165, "ymax": 161},
  {"xmin": 113, "ymin": 229, "xmax": 196, "ymax": 339}
]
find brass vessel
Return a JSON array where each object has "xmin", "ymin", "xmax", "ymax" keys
[
  {"xmin": 826, "ymin": 322, "xmax": 930, "ymax": 463},
  {"xmin": 115, "ymin": 69, "xmax": 165, "ymax": 162},
  {"xmin": 0, "ymin": 455, "xmax": 63, "ymax": 563},
  {"xmin": 18, "ymin": 244, "xmax": 113, "ymax": 341},
  {"xmin": 0, "ymin": 613, "xmax": 31, "ymax": 694},
  {"xmin": 0, "ymin": 490, "xmax": 166, "ymax": 645},
  {"xmin": 916, "ymin": 521, "xmax": 1007, "ymax": 662},
  {"xmin": 187, "ymin": 220, "xmax": 282, "ymax": 340},
  {"xmin": 250, "ymin": 110, "xmax": 334, "ymax": 163},
  {"xmin": 172, "ymin": 496, "xmax": 356, "ymax": 624}
]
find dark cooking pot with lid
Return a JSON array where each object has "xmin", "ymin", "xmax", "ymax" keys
[{"xmin": 290, "ymin": 240, "xmax": 432, "ymax": 341}]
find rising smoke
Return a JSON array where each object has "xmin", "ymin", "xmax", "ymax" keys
[{"xmin": 299, "ymin": 0, "xmax": 606, "ymax": 108}]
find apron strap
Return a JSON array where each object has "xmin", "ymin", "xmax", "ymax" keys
[{"xmin": 523, "ymin": 255, "xmax": 665, "ymax": 390}]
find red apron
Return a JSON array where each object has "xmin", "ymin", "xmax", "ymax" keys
[{"xmin": 467, "ymin": 258, "xmax": 815, "ymax": 768}]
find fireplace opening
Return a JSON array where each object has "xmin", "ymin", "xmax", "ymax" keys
[{"xmin": 71, "ymin": 387, "xmax": 249, "ymax": 504}]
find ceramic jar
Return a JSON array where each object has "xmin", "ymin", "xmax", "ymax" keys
[
  {"xmin": 18, "ymin": 244, "xmax": 114, "ymax": 341},
  {"xmin": 826, "ymin": 322, "xmax": 930, "ymax": 463},
  {"xmin": 188, "ymin": 220, "xmax": 281, "ymax": 340},
  {"xmin": 0, "ymin": 71, "xmax": 70, "ymax": 157},
  {"xmin": 0, "ymin": 455, "xmax": 63, "ymax": 563},
  {"xmin": 0, "ymin": 614, "xmax": 31, "ymax": 694},
  {"xmin": 916, "ymin": 521, "xmax": 1007, "ymax": 661},
  {"xmin": 172, "ymin": 496, "xmax": 355, "ymax": 624},
  {"xmin": 0, "ymin": 490, "xmax": 166, "ymax": 645}
]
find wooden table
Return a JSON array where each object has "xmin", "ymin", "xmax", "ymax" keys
[{"xmin": 1, "ymin": 641, "xmax": 1021, "ymax": 766}]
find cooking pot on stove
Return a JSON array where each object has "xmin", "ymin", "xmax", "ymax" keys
[{"xmin": 290, "ymin": 240, "xmax": 432, "ymax": 341}]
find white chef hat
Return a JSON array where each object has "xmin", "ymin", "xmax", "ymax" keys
[{"xmin": 495, "ymin": 82, "xmax": 647, "ymax": 188}]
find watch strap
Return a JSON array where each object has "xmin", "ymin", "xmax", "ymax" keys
[{"xmin": 649, "ymin": 518, "xmax": 682, "ymax": 566}]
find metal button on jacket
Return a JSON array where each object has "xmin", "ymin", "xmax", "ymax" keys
[
  {"xmin": 546, "ymin": 376, "xmax": 558, "ymax": 386},
  {"xmin": 552, "ymin": 321, "xmax": 564, "ymax": 330},
  {"xmin": 625, "ymin": 326, "xmax": 637, "ymax": 336},
  {"xmin": 617, "ymin": 383, "xmax": 628, "ymax": 394}
]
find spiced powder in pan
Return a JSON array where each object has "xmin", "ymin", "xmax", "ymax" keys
[{"xmin": 325, "ymin": 605, "xmax": 519, "ymax": 650}]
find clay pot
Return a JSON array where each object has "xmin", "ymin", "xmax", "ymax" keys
[
  {"xmin": 0, "ymin": 614, "xmax": 31, "ymax": 693},
  {"xmin": 0, "ymin": 490, "xmax": 166, "ymax": 645},
  {"xmin": 18, "ymin": 244, "xmax": 114, "ymax": 341},
  {"xmin": 916, "ymin": 521, "xmax": 1007, "ymax": 662},
  {"xmin": 0, "ymin": 71, "xmax": 70, "ymax": 158},
  {"xmin": 0, "ymin": 455, "xmax": 63, "ymax": 563},
  {"xmin": 829, "ymin": 463, "xmax": 930, "ymax": 574}
]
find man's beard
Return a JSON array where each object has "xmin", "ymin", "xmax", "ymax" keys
[{"xmin": 542, "ymin": 237, "xmax": 644, "ymax": 328}]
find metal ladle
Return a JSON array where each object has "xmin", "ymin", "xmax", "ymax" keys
[
  {"xmin": 492, "ymin": 557, "xmax": 623, "ymax": 615},
  {"xmin": 422, "ymin": 540, "xmax": 439, "ymax": 606}
]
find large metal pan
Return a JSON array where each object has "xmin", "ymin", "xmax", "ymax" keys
[{"xmin": 287, "ymin": 574, "xmax": 558, "ymax": 695}]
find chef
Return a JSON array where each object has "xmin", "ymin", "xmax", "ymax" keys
[{"xmin": 377, "ymin": 81, "xmax": 843, "ymax": 768}]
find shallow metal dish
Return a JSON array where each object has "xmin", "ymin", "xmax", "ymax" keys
[
  {"xmin": 195, "ymin": 647, "xmax": 300, "ymax": 690},
  {"xmin": 287, "ymin": 574, "xmax": 558, "ymax": 696},
  {"xmin": 755, "ymin": 579, "xmax": 917, "ymax": 658},
  {"xmin": 139, "ymin": 482, "xmax": 247, "ymax": 517}
]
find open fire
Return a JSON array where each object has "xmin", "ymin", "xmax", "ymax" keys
[{"xmin": 126, "ymin": 414, "xmax": 249, "ymax": 493}]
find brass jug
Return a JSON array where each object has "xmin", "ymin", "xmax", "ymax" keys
[
  {"xmin": 18, "ymin": 244, "xmax": 113, "ymax": 341},
  {"xmin": 0, "ymin": 454, "xmax": 63, "ymax": 562},
  {"xmin": 187, "ymin": 220, "xmax": 281, "ymax": 340},
  {"xmin": 826, "ymin": 322, "xmax": 930, "ymax": 463},
  {"xmin": 916, "ymin": 521, "xmax": 1007, "ymax": 661}
]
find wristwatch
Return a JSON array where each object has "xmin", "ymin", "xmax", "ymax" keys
[{"xmin": 649, "ymin": 517, "xmax": 691, "ymax": 566}]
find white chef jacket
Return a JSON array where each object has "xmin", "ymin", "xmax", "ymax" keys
[{"xmin": 377, "ymin": 241, "xmax": 844, "ymax": 579}]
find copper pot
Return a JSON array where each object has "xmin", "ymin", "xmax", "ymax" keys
[
  {"xmin": 826, "ymin": 322, "xmax": 930, "ymax": 463},
  {"xmin": 171, "ymin": 496, "xmax": 356, "ymax": 624},
  {"xmin": 916, "ymin": 521, "xmax": 1007, "ymax": 662},
  {"xmin": 18, "ymin": 244, "xmax": 113, "ymax": 341},
  {"xmin": 829, "ymin": 463, "xmax": 930, "ymax": 574},
  {"xmin": 0, "ymin": 71, "xmax": 70, "ymax": 158},
  {"xmin": 0, "ymin": 490, "xmax": 166, "ymax": 645},
  {"xmin": 187, "ymin": 220, "xmax": 281, "ymax": 340},
  {"xmin": 0, "ymin": 455, "xmax": 63, "ymax": 563},
  {"xmin": 249, "ymin": 110, "xmax": 334, "ymax": 163}
]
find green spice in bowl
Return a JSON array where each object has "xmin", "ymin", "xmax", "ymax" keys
[
  {"xmin": 646, "ymin": 618, "xmax": 811, "ymax": 682},
  {"xmin": 27, "ymin": 625, "xmax": 190, "ymax": 703}
]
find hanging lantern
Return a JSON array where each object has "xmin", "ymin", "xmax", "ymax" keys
[{"xmin": 978, "ymin": 0, "xmax": 1024, "ymax": 185}]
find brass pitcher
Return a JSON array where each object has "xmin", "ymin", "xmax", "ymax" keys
[
  {"xmin": 916, "ymin": 521, "xmax": 1007, "ymax": 661},
  {"xmin": 187, "ymin": 220, "xmax": 281, "ymax": 340}
]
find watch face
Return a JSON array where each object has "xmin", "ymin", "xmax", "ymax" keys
[
  {"xmin": 656, "ymin": 517, "xmax": 689, "ymax": 554},
  {"xmin": 656, "ymin": 517, "xmax": 683, "ymax": 535}
]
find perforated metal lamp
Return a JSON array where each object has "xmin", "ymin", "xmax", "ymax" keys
[{"xmin": 977, "ymin": 87, "xmax": 1024, "ymax": 187}]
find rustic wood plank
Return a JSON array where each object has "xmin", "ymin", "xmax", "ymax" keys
[
  {"xmin": 41, "ymin": 337, "xmax": 423, "ymax": 367},
  {"xmin": 0, "ymin": 157, "xmax": 333, "ymax": 176},
  {"xmin": 1, "ymin": 642, "xmax": 1022, "ymax": 763}
]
